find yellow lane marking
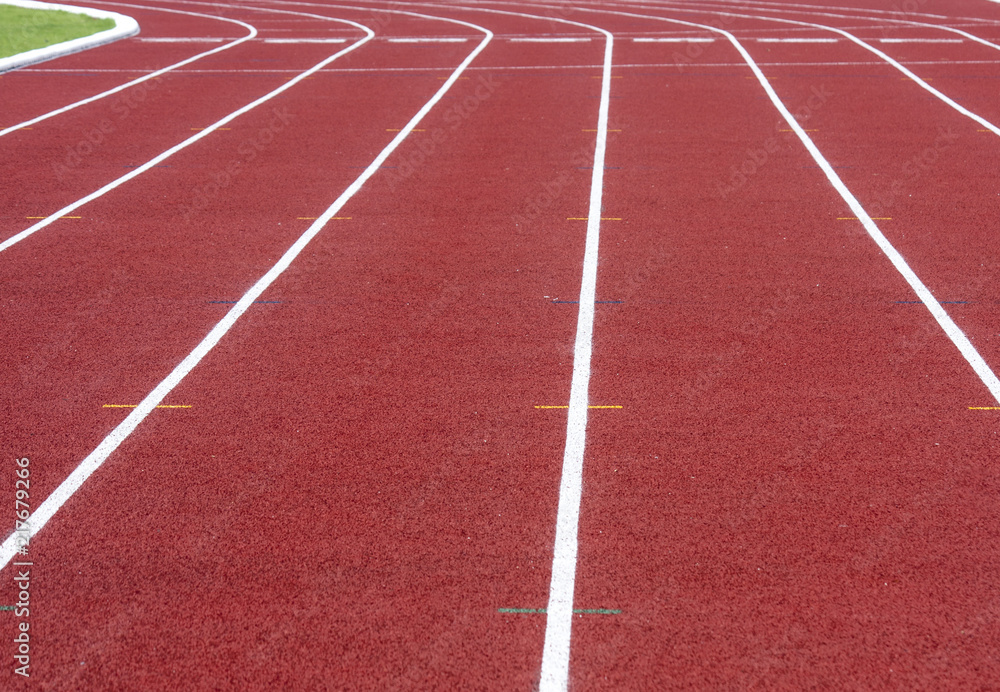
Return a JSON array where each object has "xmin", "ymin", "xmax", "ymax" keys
[
  {"xmin": 103, "ymin": 404, "xmax": 192, "ymax": 408},
  {"xmin": 535, "ymin": 405, "xmax": 623, "ymax": 409},
  {"xmin": 969, "ymin": 407, "xmax": 1000, "ymax": 410}
]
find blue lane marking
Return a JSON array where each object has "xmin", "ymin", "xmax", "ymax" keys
[{"xmin": 552, "ymin": 300, "xmax": 623, "ymax": 304}]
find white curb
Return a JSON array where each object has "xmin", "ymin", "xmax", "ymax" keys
[{"xmin": 0, "ymin": 0, "xmax": 138, "ymax": 73}]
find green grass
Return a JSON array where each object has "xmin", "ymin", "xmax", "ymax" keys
[{"xmin": 0, "ymin": 5, "xmax": 115, "ymax": 59}]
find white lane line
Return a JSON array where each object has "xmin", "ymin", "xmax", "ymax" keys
[
  {"xmin": 385, "ymin": 36, "xmax": 468, "ymax": 42},
  {"xmin": 664, "ymin": 0, "xmax": 996, "ymax": 26},
  {"xmin": 608, "ymin": 4, "xmax": 1000, "ymax": 132},
  {"xmin": 432, "ymin": 4, "xmax": 611, "ymax": 689},
  {"xmin": 0, "ymin": 15, "xmax": 369, "ymax": 254},
  {"xmin": 633, "ymin": 36, "xmax": 714, "ymax": 42},
  {"xmin": 567, "ymin": 2, "xmax": 1000, "ymax": 405},
  {"xmin": 22, "ymin": 57, "xmax": 1000, "ymax": 73},
  {"xmin": 720, "ymin": 50, "xmax": 1000, "ymax": 406},
  {"xmin": 757, "ymin": 37, "xmax": 838, "ymax": 43},
  {"xmin": 878, "ymin": 38, "xmax": 964, "ymax": 43},
  {"xmin": 0, "ymin": 16, "xmax": 495, "ymax": 573},
  {"xmin": 0, "ymin": 2, "xmax": 256, "ymax": 138},
  {"xmin": 603, "ymin": 0, "xmax": 1000, "ymax": 54},
  {"xmin": 136, "ymin": 37, "xmax": 229, "ymax": 42},
  {"xmin": 263, "ymin": 37, "xmax": 348, "ymax": 43},
  {"xmin": 537, "ymin": 22, "xmax": 611, "ymax": 692},
  {"xmin": 509, "ymin": 37, "xmax": 591, "ymax": 42}
]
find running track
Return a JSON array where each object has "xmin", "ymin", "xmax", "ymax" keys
[{"xmin": 3, "ymin": 0, "xmax": 1000, "ymax": 688}]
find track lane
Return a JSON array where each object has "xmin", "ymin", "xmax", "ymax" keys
[
  {"xmin": 492, "ymin": 0, "xmax": 1000, "ymax": 687},
  {"xmin": 0, "ymin": 3, "xmax": 621, "ymax": 686},
  {"xmin": 0, "ymin": 8, "xmax": 377, "ymax": 251},
  {"xmin": 0, "ymin": 2, "xmax": 616, "ymax": 685},
  {"xmin": 0, "ymin": 4, "xmax": 488, "ymax": 541},
  {"xmin": 7, "ymin": 0, "xmax": 1000, "ymax": 688}
]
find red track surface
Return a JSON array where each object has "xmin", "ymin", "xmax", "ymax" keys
[{"xmin": 3, "ymin": 0, "xmax": 1000, "ymax": 689}]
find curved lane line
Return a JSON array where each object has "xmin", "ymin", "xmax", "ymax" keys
[
  {"xmin": 0, "ymin": 12, "xmax": 371, "ymax": 253},
  {"xmin": 600, "ymin": 0, "xmax": 1000, "ymax": 134},
  {"xmin": 0, "ymin": 2, "xmax": 257, "ymax": 137},
  {"xmin": 672, "ymin": 0, "xmax": 1000, "ymax": 26},
  {"xmin": 0, "ymin": 11, "xmax": 495, "ymax": 573},
  {"xmin": 413, "ymin": 2, "xmax": 615, "ymax": 688},
  {"xmin": 636, "ymin": 0, "xmax": 1000, "ymax": 60},
  {"xmin": 528, "ymin": 0, "xmax": 1000, "ymax": 404}
]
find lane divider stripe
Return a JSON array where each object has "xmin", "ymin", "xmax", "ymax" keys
[
  {"xmin": 0, "ymin": 11, "xmax": 495, "ymax": 574},
  {"xmin": 509, "ymin": 37, "xmax": 591, "ymax": 42},
  {"xmin": 386, "ymin": 37, "xmax": 468, "ymax": 43},
  {"xmin": 705, "ymin": 19, "xmax": 1000, "ymax": 405},
  {"xmin": 0, "ymin": 13, "xmax": 372, "ymax": 254},
  {"xmin": 0, "ymin": 8, "xmax": 258, "ymax": 138},
  {"xmin": 263, "ymin": 38, "xmax": 347, "ymax": 44},
  {"xmin": 538, "ymin": 14, "xmax": 614, "ymax": 692},
  {"xmin": 633, "ymin": 37, "xmax": 713, "ymax": 43},
  {"xmin": 758, "ymin": 37, "xmax": 838, "ymax": 43}
]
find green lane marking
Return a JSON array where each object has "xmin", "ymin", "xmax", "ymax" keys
[
  {"xmin": 497, "ymin": 607, "xmax": 621, "ymax": 615},
  {"xmin": 0, "ymin": 606, "xmax": 15, "ymax": 611}
]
